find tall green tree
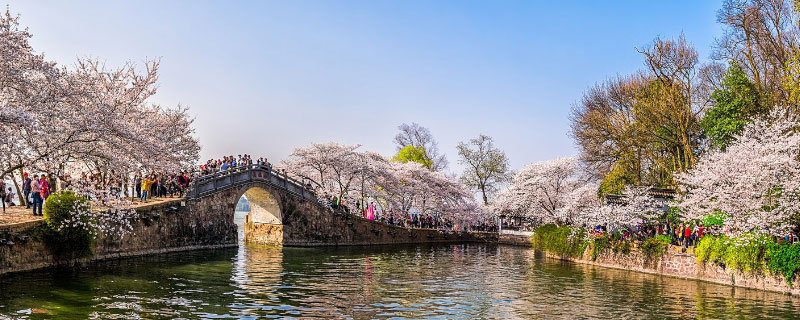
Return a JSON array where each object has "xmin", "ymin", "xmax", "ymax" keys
[
  {"xmin": 714, "ymin": 0, "xmax": 796, "ymax": 107},
  {"xmin": 700, "ymin": 62, "xmax": 763, "ymax": 149},
  {"xmin": 457, "ymin": 134, "xmax": 510, "ymax": 205},
  {"xmin": 392, "ymin": 145, "xmax": 433, "ymax": 169}
]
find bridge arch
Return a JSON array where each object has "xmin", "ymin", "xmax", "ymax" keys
[
  {"xmin": 235, "ymin": 184, "xmax": 284, "ymax": 246},
  {"xmin": 236, "ymin": 186, "xmax": 282, "ymax": 225}
]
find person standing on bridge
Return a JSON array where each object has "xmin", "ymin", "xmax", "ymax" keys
[
  {"xmin": 0, "ymin": 181, "xmax": 6, "ymax": 214},
  {"xmin": 30, "ymin": 175, "xmax": 42, "ymax": 216},
  {"xmin": 367, "ymin": 202, "xmax": 376, "ymax": 220},
  {"xmin": 141, "ymin": 175, "xmax": 154, "ymax": 203},
  {"xmin": 22, "ymin": 172, "xmax": 31, "ymax": 209},
  {"xmin": 134, "ymin": 174, "xmax": 142, "ymax": 199}
]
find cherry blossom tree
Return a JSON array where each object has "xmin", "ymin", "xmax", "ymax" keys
[
  {"xmin": 282, "ymin": 142, "xmax": 363, "ymax": 203},
  {"xmin": 283, "ymin": 142, "xmax": 481, "ymax": 228},
  {"xmin": 491, "ymin": 157, "xmax": 600, "ymax": 226},
  {"xmin": 0, "ymin": 9, "xmax": 200, "ymax": 238},
  {"xmin": 492, "ymin": 156, "xmax": 668, "ymax": 232},
  {"xmin": 0, "ymin": 9, "xmax": 62, "ymax": 179},
  {"xmin": 677, "ymin": 108, "xmax": 800, "ymax": 236},
  {"xmin": 393, "ymin": 122, "xmax": 448, "ymax": 171},
  {"xmin": 376, "ymin": 160, "xmax": 477, "ymax": 223},
  {"xmin": 582, "ymin": 186, "xmax": 665, "ymax": 231},
  {"xmin": 1, "ymin": 10, "xmax": 199, "ymax": 183}
]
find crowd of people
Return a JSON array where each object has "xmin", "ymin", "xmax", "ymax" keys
[
  {"xmin": 199, "ymin": 154, "xmax": 269, "ymax": 175},
  {"xmin": 329, "ymin": 196, "xmax": 497, "ymax": 232},
  {"xmin": 3, "ymin": 154, "xmax": 279, "ymax": 216},
  {"xmin": 130, "ymin": 154, "xmax": 278, "ymax": 204},
  {"xmin": 592, "ymin": 220, "xmax": 719, "ymax": 248},
  {"xmin": 591, "ymin": 219, "xmax": 800, "ymax": 248},
  {"xmin": 133, "ymin": 172, "xmax": 191, "ymax": 203},
  {"xmin": 0, "ymin": 172, "xmax": 56, "ymax": 216},
  {"xmin": 1, "ymin": 171, "xmax": 197, "ymax": 215}
]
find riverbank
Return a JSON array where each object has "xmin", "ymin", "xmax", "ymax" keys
[
  {"xmin": 559, "ymin": 244, "xmax": 800, "ymax": 296},
  {"xmin": 500, "ymin": 230, "xmax": 800, "ymax": 296},
  {"xmin": 0, "ymin": 199, "xmax": 238, "ymax": 276}
]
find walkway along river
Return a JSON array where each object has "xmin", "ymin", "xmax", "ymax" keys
[{"xmin": 1, "ymin": 213, "xmax": 799, "ymax": 319}]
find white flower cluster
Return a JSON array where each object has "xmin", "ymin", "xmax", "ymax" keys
[{"xmin": 51, "ymin": 179, "xmax": 137, "ymax": 240}]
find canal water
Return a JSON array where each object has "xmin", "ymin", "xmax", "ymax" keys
[{"xmin": 1, "ymin": 213, "xmax": 799, "ymax": 319}]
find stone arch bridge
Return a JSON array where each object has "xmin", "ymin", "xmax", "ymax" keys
[
  {"xmin": 0, "ymin": 165, "xmax": 498, "ymax": 275},
  {"xmin": 186, "ymin": 164, "xmax": 494, "ymax": 246}
]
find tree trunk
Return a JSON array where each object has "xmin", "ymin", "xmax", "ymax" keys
[{"xmin": 15, "ymin": 167, "xmax": 25, "ymax": 205}]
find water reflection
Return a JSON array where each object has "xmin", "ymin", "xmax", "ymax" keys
[{"xmin": 0, "ymin": 230, "xmax": 799, "ymax": 318}]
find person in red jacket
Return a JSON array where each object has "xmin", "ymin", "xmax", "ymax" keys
[{"xmin": 684, "ymin": 224, "xmax": 693, "ymax": 248}]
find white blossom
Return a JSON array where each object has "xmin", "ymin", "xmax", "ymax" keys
[
  {"xmin": 283, "ymin": 142, "xmax": 484, "ymax": 228},
  {"xmin": 491, "ymin": 157, "xmax": 600, "ymax": 226},
  {"xmin": 677, "ymin": 108, "xmax": 800, "ymax": 236}
]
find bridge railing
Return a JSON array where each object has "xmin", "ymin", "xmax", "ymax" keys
[{"xmin": 187, "ymin": 164, "xmax": 318, "ymax": 202}]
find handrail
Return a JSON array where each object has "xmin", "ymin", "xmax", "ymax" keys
[{"xmin": 186, "ymin": 164, "xmax": 315, "ymax": 200}]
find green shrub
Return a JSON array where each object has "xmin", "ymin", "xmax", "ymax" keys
[
  {"xmin": 767, "ymin": 243, "xmax": 800, "ymax": 285},
  {"xmin": 724, "ymin": 234, "xmax": 772, "ymax": 273},
  {"xmin": 701, "ymin": 211, "xmax": 727, "ymax": 227},
  {"xmin": 590, "ymin": 235, "xmax": 612, "ymax": 261},
  {"xmin": 532, "ymin": 224, "xmax": 588, "ymax": 258},
  {"xmin": 641, "ymin": 235, "xmax": 670, "ymax": 264},
  {"xmin": 695, "ymin": 235, "xmax": 716, "ymax": 263},
  {"xmin": 707, "ymin": 235, "xmax": 732, "ymax": 264},
  {"xmin": 695, "ymin": 233, "xmax": 797, "ymax": 283},
  {"xmin": 42, "ymin": 191, "xmax": 96, "ymax": 261}
]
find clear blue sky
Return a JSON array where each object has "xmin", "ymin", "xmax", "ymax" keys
[{"xmin": 6, "ymin": 1, "xmax": 723, "ymax": 174}]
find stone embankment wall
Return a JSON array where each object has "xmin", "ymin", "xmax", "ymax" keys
[
  {"xmin": 243, "ymin": 206, "xmax": 498, "ymax": 247},
  {"xmin": 498, "ymin": 234, "xmax": 533, "ymax": 247},
  {"xmin": 578, "ymin": 246, "xmax": 799, "ymax": 295},
  {"xmin": 552, "ymin": 243, "xmax": 800, "ymax": 296},
  {"xmin": 0, "ymin": 200, "xmax": 236, "ymax": 276},
  {"xmin": 495, "ymin": 233, "xmax": 799, "ymax": 295}
]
